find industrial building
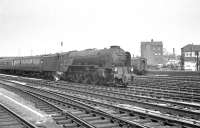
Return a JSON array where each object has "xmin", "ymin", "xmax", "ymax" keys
[
  {"xmin": 141, "ymin": 39, "xmax": 164, "ymax": 65},
  {"xmin": 181, "ymin": 44, "xmax": 200, "ymax": 71}
]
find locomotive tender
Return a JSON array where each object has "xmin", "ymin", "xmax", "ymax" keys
[
  {"xmin": 132, "ymin": 57, "xmax": 147, "ymax": 75},
  {"xmin": 0, "ymin": 46, "xmax": 136, "ymax": 86}
]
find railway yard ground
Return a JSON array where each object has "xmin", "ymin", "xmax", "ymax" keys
[{"xmin": 0, "ymin": 73, "xmax": 200, "ymax": 128}]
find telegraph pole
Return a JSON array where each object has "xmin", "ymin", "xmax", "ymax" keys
[
  {"xmin": 180, "ymin": 48, "xmax": 184, "ymax": 70},
  {"xmin": 196, "ymin": 51, "xmax": 199, "ymax": 71}
]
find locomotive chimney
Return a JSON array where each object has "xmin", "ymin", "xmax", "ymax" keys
[
  {"xmin": 173, "ymin": 48, "xmax": 175, "ymax": 56},
  {"xmin": 110, "ymin": 46, "xmax": 120, "ymax": 49}
]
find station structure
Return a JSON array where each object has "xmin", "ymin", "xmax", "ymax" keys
[{"xmin": 181, "ymin": 44, "xmax": 200, "ymax": 71}]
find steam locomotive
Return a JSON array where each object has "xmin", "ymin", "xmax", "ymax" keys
[{"xmin": 0, "ymin": 46, "xmax": 140, "ymax": 86}]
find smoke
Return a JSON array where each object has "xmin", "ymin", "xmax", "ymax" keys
[{"xmin": 53, "ymin": 72, "xmax": 63, "ymax": 81}]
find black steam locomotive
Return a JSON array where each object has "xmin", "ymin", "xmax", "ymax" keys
[{"xmin": 0, "ymin": 46, "xmax": 139, "ymax": 86}]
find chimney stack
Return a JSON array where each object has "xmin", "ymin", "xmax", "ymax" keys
[{"xmin": 173, "ymin": 48, "xmax": 175, "ymax": 56}]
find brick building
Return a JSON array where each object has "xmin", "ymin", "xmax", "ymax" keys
[
  {"xmin": 181, "ymin": 44, "xmax": 200, "ymax": 71},
  {"xmin": 141, "ymin": 39, "xmax": 164, "ymax": 65}
]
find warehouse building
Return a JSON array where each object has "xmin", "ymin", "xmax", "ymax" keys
[{"xmin": 141, "ymin": 39, "xmax": 164, "ymax": 65}]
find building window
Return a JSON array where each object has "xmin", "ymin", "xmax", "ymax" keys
[
  {"xmin": 185, "ymin": 52, "xmax": 188, "ymax": 57},
  {"xmin": 185, "ymin": 52, "xmax": 192, "ymax": 57},
  {"xmin": 184, "ymin": 51, "xmax": 200, "ymax": 57},
  {"xmin": 192, "ymin": 52, "xmax": 195, "ymax": 57}
]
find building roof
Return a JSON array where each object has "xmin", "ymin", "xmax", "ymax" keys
[
  {"xmin": 182, "ymin": 44, "xmax": 200, "ymax": 52},
  {"xmin": 141, "ymin": 39, "xmax": 163, "ymax": 46}
]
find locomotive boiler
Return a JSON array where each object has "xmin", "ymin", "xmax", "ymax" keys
[{"xmin": 58, "ymin": 46, "xmax": 133, "ymax": 85}]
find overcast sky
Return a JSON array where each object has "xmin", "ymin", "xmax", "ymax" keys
[{"xmin": 0, "ymin": 0, "xmax": 200, "ymax": 57}]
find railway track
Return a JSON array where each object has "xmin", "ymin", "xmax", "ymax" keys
[
  {"xmin": 0, "ymin": 102, "xmax": 37, "ymax": 128},
  {"xmin": 0, "ymin": 85, "xmax": 94, "ymax": 128},
  {"xmin": 132, "ymin": 77, "xmax": 200, "ymax": 91},
  {"xmin": 135, "ymin": 75, "xmax": 200, "ymax": 82},
  {"xmin": 0, "ymin": 79, "xmax": 148, "ymax": 128},
  {"xmin": 33, "ymin": 81, "xmax": 200, "ymax": 120},
  {"xmin": 0, "ymin": 76, "xmax": 200, "ymax": 127},
  {"xmin": 127, "ymin": 85, "xmax": 200, "ymax": 102},
  {"xmin": 128, "ymin": 77, "xmax": 200, "ymax": 102},
  {"xmin": 2, "ymin": 74, "xmax": 200, "ymax": 106},
  {"xmin": 146, "ymin": 71, "xmax": 200, "ymax": 81},
  {"xmin": 130, "ymin": 81, "xmax": 200, "ymax": 94}
]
